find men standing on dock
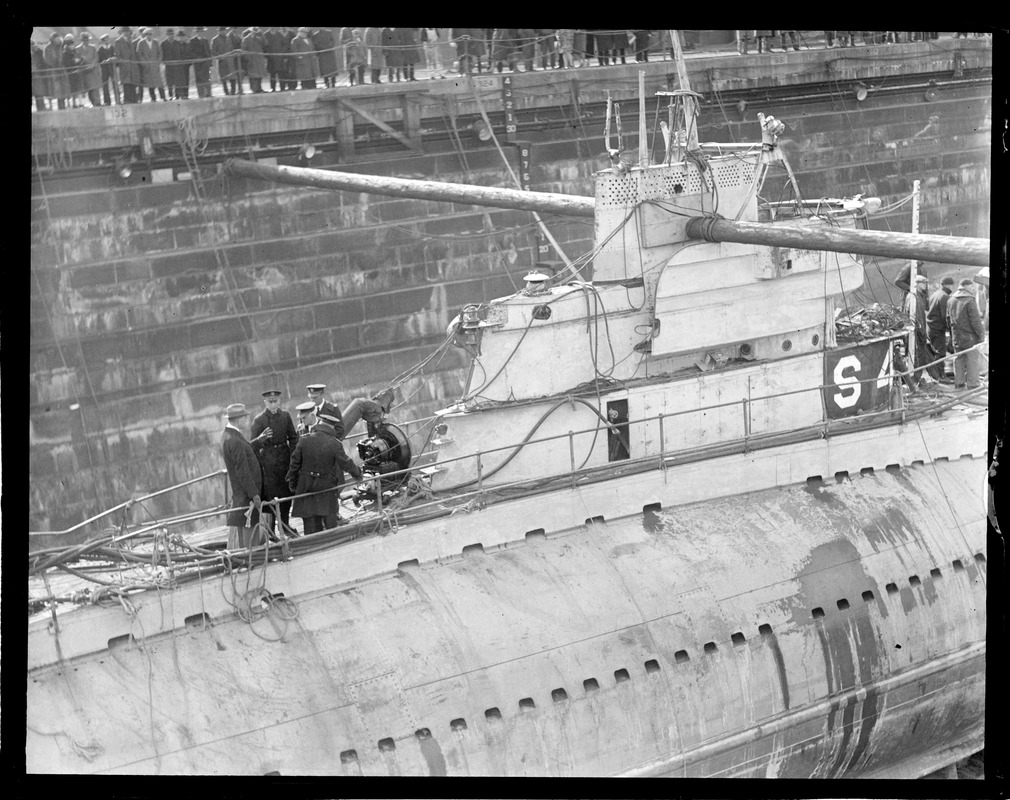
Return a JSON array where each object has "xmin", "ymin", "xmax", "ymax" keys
[
  {"xmin": 251, "ymin": 390, "xmax": 299, "ymax": 535},
  {"xmin": 925, "ymin": 276, "xmax": 955, "ymax": 382},
  {"xmin": 221, "ymin": 403, "xmax": 264, "ymax": 549},
  {"xmin": 305, "ymin": 383, "xmax": 345, "ymax": 439},
  {"xmin": 947, "ymin": 278, "xmax": 985, "ymax": 390},
  {"xmin": 287, "ymin": 403, "xmax": 363, "ymax": 534}
]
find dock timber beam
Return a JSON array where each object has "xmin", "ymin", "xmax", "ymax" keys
[{"xmin": 226, "ymin": 159, "xmax": 991, "ymax": 268}]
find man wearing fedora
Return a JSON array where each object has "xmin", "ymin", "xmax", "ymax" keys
[
  {"xmin": 222, "ymin": 403, "xmax": 264, "ymax": 549},
  {"xmin": 250, "ymin": 390, "xmax": 299, "ymax": 535},
  {"xmin": 287, "ymin": 403, "xmax": 362, "ymax": 534}
]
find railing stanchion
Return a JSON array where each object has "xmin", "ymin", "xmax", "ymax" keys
[
  {"xmin": 569, "ymin": 431, "xmax": 576, "ymax": 490},
  {"xmin": 742, "ymin": 399, "xmax": 751, "ymax": 453},
  {"xmin": 476, "ymin": 451, "xmax": 484, "ymax": 499},
  {"xmin": 658, "ymin": 413, "xmax": 666, "ymax": 472}
]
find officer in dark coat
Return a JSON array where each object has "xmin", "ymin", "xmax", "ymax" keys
[
  {"xmin": 305, "ymin": 383, "xmax": 345, "ymax": 439},
  {"xmin": 190, "ymin": 27, "xmax": 212, "ymax": 98},
  {"xmin": 287, "ymin": 403, "xmax": 363, "ymax": 535},
  {"xmin": 290, "ymin": 27, "xmax": 318, "ymax": 89},
  {"xmin": 947, "ymin": 278, "xmax": 985, "ymax": 389},
  {"xmin": 925, "ymin": 276, "xmax": 955, "ymax": 381},
  {"xmin": 250, "ymin": 390, "xmax": 299, "ymax": 534},
  {"xmin": 161, "ymin": 29, "xmax": 179, "ymax": 99},
  {"xmin": 212, "ymin": 27, "xmax": 238, "ymax": 95},
  {"xmin": 113, "ymin": 26, "xmax": 140, "ymax": 104},
  {"xmin": 221, "ymin": 403, "xmax": 264, "ymax": 549}
]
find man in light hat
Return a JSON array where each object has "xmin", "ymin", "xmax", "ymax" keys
[
  {"xmin": 305, "ymin": 383, "xmax": 345, "ymax": 439},
  {"xmin": 286, "ymin": 402, "xmax": 362, "ymax": 534},
  {"xmin": 43, "ymin": 32, "xmax": 70, "ymax": 109},
  {"xmin": 222, "ymin": 403, "xmax": 264, "ymax": 549},
  {"xmin": 77, "ymin": 32, "xmax": 103, "ymax": 107},
  {"xmin": 947, "ymin": 278, "xmax": 985, "ymax": 389},
  {"xmin": 97, "ymin": 33, "xmax": 119, "ymax": 105},
  {"xmin": 250, "ymin": 390, "xmax": 299, "ymax": 535}
]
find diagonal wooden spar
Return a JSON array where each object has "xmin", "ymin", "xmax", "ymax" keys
[{"xmin": 226, "ymin": 159, "xmax": 991, "ymax": 268}]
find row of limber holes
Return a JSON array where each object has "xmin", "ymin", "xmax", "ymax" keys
[
  {"xmin": 338, "ymin": 550, "xmax": 987, "ymax": 764},
  {"xmin": 811, "ymin": 553, "xmax": 986, "ymax": 619}
]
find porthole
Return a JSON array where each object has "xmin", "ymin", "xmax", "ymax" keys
[
  {"xmin": 812, "ymin": 333, "xmax": 820, "ymax": 346},
  {"xmin": 782, "ymin": 339, "xmax": 792, "ymax": 351}
]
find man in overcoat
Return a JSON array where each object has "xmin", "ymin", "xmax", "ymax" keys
[
  {"xmin": 228, "ymin": 27, "xmax": 245, "ymax": 93},
  {"xmin": 382, "ymin": 27, "xmax": 401, "ymax": 81},
  {"xmin": 242, "ymin": 27, "xmax": 267, "ymax": 93},
  {"xmin": 290, "ymin": 28, "xmax": 319, "ymax": 89},
  {"xmin": 161, "ymin": 29, "xmax": 178, "ymax": 98},
  {"xmin": 287, "ymin": 404, "xmax": 363, "ymax": 535},
  {"xmin": 211, "ymin": 27, "xmax": 238, "ymax": 95},
  {"xmin": 313, "ymin": 27, "xmax": 337, "ymax": 87},
  {"xmin": 32, "ymin": 40, "xmax": 49, "ymax": 111},
  {"xmin": 397, "ymin": 27, "xmax": 420, "ymax": 81},
  {"xmin": 172, "ymin": 29, "xmax": 191, "ymax": 98},
  {"xmin": 113, "ymin": 26, "xmax": 140, "ymax": 103},
  {"xmin": 76, "ymin": 32, "xmax": 102, "ymax": 106},
  {"xmin": 136, "ymin": 27, "xmax": 166, "ymax": 101},
  {"xmin": 189, "ymin": 27, "xmax": 212, "ymax": 98},
  {"xmin": 62, "ymin": 34, "xmax": 83, "ymax": 107},
  {"xmin": 363, "ymin": 26, "xmax": 383, "ymax": 83},
  {"xmin": 221, "ymin": 403, "xmax": 264, "ymax": 549},
  {"xmin": 44, "ymin": 32, "xmax": 70, "ymax": 109},
  {"xmin": 925, "ymin": 276, "xmax": 955, "ymax": 382},
  {"xmin": 250, "ymin": 390, "xmax": 299, "ymax": 534},
  {"xmin": 344, "ymin": 27, "xmax": 366, "ymax": 85},
  {"xmin": 947, "ymin": 278, "xmax": 986, "ymax": 389},
  {"xmin": 97, "ymin": 34, "xmax": 119, "ymax": 105},
  {"xmin": 264, "ymin": 26, "xmax": 288, "ymax": 91}
]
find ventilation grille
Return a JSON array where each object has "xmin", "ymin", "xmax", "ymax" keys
[{"xmin": 596, "ymin": 157, "xmax": 756, "ymax": 208}]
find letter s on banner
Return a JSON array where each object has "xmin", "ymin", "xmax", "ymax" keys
[{"xmin": 833, "ymin": 355, "xmax": 862, "ymax": 409}]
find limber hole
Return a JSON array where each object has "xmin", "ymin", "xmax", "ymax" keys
[
  {"xmin": 378, "ymin": 738, "xmax": 395, "ymax": 752},
  {"xmin": 974, "ymin": 553, "xmax": 986, "ymax": 563},
  {"xmin": 930, "ymin": 568, "xmax": 942, "ymax": 579},
  {"xmin": 415, "ymin": 728, "xmax": 431, "ymax": 740},
  {"xmin": 812, "ymin": 607, "xmax": 825, "ymax": 619},
  {"xmin": 703, "ymin": 642, "xmax": 718, "ymax": 654},
  {"xmin": 886, "ymin": 582, "xmax": 899, "ymax": 595},
  {"xmin": 909, "ymin": 575, "xmax": 921, "ymax": 587},
  {"xmin": 643, "ymin": 502, "xmax": 662, "ymax": 513},
  {"xmin": 462, "ymin": 543, "xmax": 484, "ymax": 556},
  {"xmin": 108, "ymin": 634, "xmax": 135, "ymax": 651},
  {"xmin": 645, "ymin": 659, "xmax": 661, "ymax": 674},
  {"xmin": 485, "ymin": 707, "xmax": 502, "ymax": 721},
  {"xmin": 584, "ymin": 678, "xmax": 600, "ymax": 692},
  {"xmin": 675, "ymin": 650, "xmax": 690, "ymax": 663},
  {"xmin": 184, "ymin": 613, "xmax": 212, "ymax": 629},
  {"xmin": 758, "ymin": 623, "xmax": 773, "ymax": 636},
  {"xmin": 340, "ymin": 750, "xmax": 357, "ymax": 764},
  {"xmin": 614, "ymin": 668, "xmax": 630, "ymax": 683},
  {"xmin": 397, "ymin": 559, "xmax": 419, "ymax": 570},
  {"xmin": 952, "ymin": 559, "xmax": 965, "ymax": 571},
  {"xmin": 552, "ymin": 688, "xmax": 569, "ymax": 702},
  {"xmin": 585, "ymin": 515, "xmax": 605, "ymax": 525},
  {"xmin": 731, "ymin": 632, "xmax": 746, "ymax": 646},
  {"xmin": 450, "ymin": 718, "xmax": 467, "ymax": 731},
  {"xmin": 862, "ymin": 590, "xmax": 875, "ymax": 602},
  {"xmin": 525, "ymin": 529, "xmax": 546, "ymax": 541},
  {"xmin": 519, "ymin": 697, "xmax": 536, "ymax": 711},
  {"xmin": 836, "ymin": 598, "xmax": 850, "ymax": 611}
]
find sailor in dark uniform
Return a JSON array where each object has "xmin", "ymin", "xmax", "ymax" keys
[
  {"xmin": 250, "ymin": 390, "xmax": 299, "ymax": 534},
  {"xmin": 286, "ymin": 402, "xmax": 362, "ymax": 534},
  {"xmin": 305, "ymin": 383, "xmax": 345, "ymax": 439}
]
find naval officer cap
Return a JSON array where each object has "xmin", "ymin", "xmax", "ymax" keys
[
  {"xmin": 306, "ymin": 383, "xmax": 326, "ymax": 392},
  {"xmin": 295, "ymin": 401, "xmax": 317, "ymax": 413},
  {"xmin": 262, "ymin": 389, "xmax": 282, "ymax": 397},
  {"xmin": 225, "ymin": 403, "xmax": 248, "ymax": 419},
  {"xmin": 317, "ymin": 413, "xmax": 340, "ymax": 424}
]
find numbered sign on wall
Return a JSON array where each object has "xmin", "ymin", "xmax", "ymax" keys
[{"xmin": 823, "ymin": 338, "xmax": 893, "ymax": 419}]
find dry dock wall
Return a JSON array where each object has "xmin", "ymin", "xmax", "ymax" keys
[{"xmin": 30, "ymin": 39, "xmax": 992, "ymax": 531}]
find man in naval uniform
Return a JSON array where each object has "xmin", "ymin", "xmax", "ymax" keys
[
  {"xmin": 286, "ymin": 403, "xmax": 362, "ymax": 534},
  {"xmin": 250, "ymin": 390, "xmax": 299, "ymax": 535},
  {"xmin": 304, "ymin": 383, "xmax": 345, "ymax": 439},
  {"xmin": 221, "ymin": 403, "xmax": 264, "ymax": 549}
]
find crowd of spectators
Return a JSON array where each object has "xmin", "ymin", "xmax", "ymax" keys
[{"xmin": 30, "ymin": 28, "xmax": 991, "ymax": 112}]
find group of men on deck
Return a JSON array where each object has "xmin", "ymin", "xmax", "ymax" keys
[
  {"xmin": 894, "ymin": 263, "xmax": 987, "ymax": 391},
  {"xmin": 220, "ymin": 383, "xmax": 394, "ymax": 549}
]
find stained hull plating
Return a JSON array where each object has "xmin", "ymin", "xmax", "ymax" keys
[{"xmin": 27, "ymin": 411, "xmax": 986, "ymax": 775}]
